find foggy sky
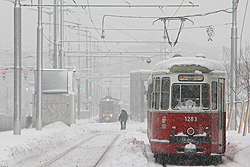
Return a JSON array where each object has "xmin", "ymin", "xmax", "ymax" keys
[{"xmin": 0, "ymin": 0, "xmax": 249, "ymax": 60}]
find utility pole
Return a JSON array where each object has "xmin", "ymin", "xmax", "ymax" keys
[
  {"xmin": 59, "ymin": 0, "xmax": 64, "ymax": 69},
  {"xmin": 77, "ymin": 21, "xmax": 80, "ymax": 68},
  {"xmin": 93, "ymin": 40, "xmax": 97, "ymax": 116},
  {"xmin": 86, "ymin": 28, "xmax": 89, "ymax": 111},
  {"xmin": 53, "ymin": 0, "xmax": 58, "ymax": 69},
  {"xmin": 36, "ymin": 0, "xmax": 43, "ymax": 131},
  {"xmin": 48, "ymin": 12, "xmax": 53, "ymax": 67},
  {"xmin": 230, "ymin": 0, "xmax": 238, "ymax": 130},
  {"xmin": 77, "ymin": 78, "xmax": 81, "ymax": 119},
  {"xmin": 89, "ymin": 34, "xmax": 93, "ymax": 117},
  {"xmin": 14, "ymin": 0, "xmax": 22, "ymax": 135}
]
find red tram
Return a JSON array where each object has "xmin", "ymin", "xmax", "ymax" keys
[{"xmin": 147, "ymin": 55, "xmax": 226, "ymax": 163}]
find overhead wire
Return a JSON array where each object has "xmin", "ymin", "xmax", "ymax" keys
[
  {"xmin": 171, "ymin": 0, "xmax": 185, "ymax": 17},
  {"xmin": 85, "ymin": 0, "xmax": 102, "ymax": 38},
  {"xmin": 77, "ymin": 1, "xmax": 153, "ymax": 58},
  {"xmin": 101, "ymin": 14, "xmax": 163, "ymax": 41},
  {"xmin": 101, "ymin": 5, "xmax": 234, "ymax": 41},
  {"xmin": 70, "ymin": 1, "xmax": 189, "ymax": 56},
  {"xmin": 80, "ymin": 0, "xmax": 115, "ymax": 53},
  {"xmin": 165, "ymin": 0, "xmax": 185, "ymax": 32},
  {"xmin": 239, "ymin": 0, "xmax": 249, "ymax": 51},
  {"xmin": 66, "ymin": 1, "xmax": 235, "ymax": 67}
]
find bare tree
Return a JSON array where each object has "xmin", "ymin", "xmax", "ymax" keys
[{"xmin": 238, "ymin": 38, "xmax": 250, "ymax": 100}]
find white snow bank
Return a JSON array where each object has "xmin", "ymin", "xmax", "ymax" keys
[
  {"xmin": 100, "ymin": 137, "xmax": 148, "ymax": 167},
  {"xmin": 0, "ymin": 121, "xmax": 87, "ymax": 167},
  {"xmin": 225, "ymin": 131, "xmax": 250, "ymax": 166},
  {"xmin": 1, "ymin": 119, "xmax": 250, "ymax": 167},
  {"xmin": 100, "ymin": 129, "xmax": 149, "ymax": 167}
]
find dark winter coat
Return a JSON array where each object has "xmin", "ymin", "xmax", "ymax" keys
[{"xmin": 119, "ymin": 110, "xmax": 128, "ymax": 122}]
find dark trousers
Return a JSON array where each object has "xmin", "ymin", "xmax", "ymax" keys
[{"xmin": 120, "ymin": 121, "xmax": 127, "ymax": 130}]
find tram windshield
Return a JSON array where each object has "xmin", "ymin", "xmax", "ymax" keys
[
  {"xmin": 171, "ymin": 83, "xmax": 210, "ymax": 110},
  {"xmin": 100, "ymin": 101, "xmax": 114, "ymax": 112}
]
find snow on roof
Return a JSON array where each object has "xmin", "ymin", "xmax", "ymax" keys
[{"xmin": 152, "ymin": 56, "xmax": 226, "ymax": 74}]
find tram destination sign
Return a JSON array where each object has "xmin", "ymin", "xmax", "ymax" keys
[{"xmin": 178, "ymin": 74, "xmax": 204, "ymax": 82}]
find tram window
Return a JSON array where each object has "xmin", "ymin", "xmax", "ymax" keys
[
  {"xmin": 148, "ymin": 81, "xmax": 153, "ymax": 109},
  {"xmin": 171, "ymin": 84, "xmax": 180, "ymax": 109},
  {"xmin": 155, "ymin": 77, "xmax": 161, "ymax": 110},
  {"xmin": 202, "ymin": 84, "xmax": 210, "ymax": 109},
  {"xmin": 218, "ymin": 82, "xmax": 223, "ymax": 112},
  {"xmin": 211, "ymin": 81, "xmax": 217, "ymax": 110},
  {"xmin": 152, "ymin": 93, "xmax": 155, "ymax": 109},
  {"xmin": 101, "ymin": 101, "xmax": 114, "ymax": 111},
  {"xmin": 152, "ymin": 78, "xmax": 155, "ymax": 109},
  {"xmin": 181, "ymin": 85, "xmax": 200, "ymax": 106},
  {"xmin": 161, "ymin": 77, "xmax": 170, "ymax": 110},
  {"xmin": 172, "ymin": 84, "xmax": 210, "ymax": 110}
]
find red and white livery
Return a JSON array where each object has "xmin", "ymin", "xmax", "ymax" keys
[{"xmin": 147, "ymin": 55, "xmax": 226, "ymax": 163}]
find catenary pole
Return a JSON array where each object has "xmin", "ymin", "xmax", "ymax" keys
[
  {"xmin": 14, "ymin": 0, "xmax": 22, "ymax": 135},
  {"xmin": 86, "ymin": 28, "xmax": 89, "ymax": 111},
  {"xmin": 53, "ymin": 0, "xmax": 58, "ymax": 69},
  {"xmin": 77, "ymin": 79, "xmax": 81, "ymax": 119},
  {"xmin": 59, "ymin": 0, "xmax": 63, "ymax": 69},
  {"xmin": 36, "ymin": 0, "xmax": 43, "ymax": 131},
  {"xmin": 230, "ymin": 0, "xmax": 238, "ymax": 130}
]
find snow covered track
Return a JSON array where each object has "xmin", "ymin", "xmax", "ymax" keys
[
  {"xmin": 43, "ymin": 132, "xmax": 120, "ymax": 167},
  {"xmin": 2, "ymin": 120, "xmax": 249, "ymax": 167},
  {"xmin": 40, "ymin": 134, "xmax": 99, "ymax": 167},
  {"xmin": 94, "ymin": 134, "xmax": 120, "ymax": 167}
]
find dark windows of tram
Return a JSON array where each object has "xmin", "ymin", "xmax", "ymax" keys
[
  {"xmin": 181, "ymin": 85, "xmax": 200, "ymax": 106},
  {"xmin": 155, "ymin": 78, "xmax": 161, "ymax": 109},
  {"xmin": 147, "ymin": 77, "xmax": 170, "ymax": 110},
  {"xmin": 152, "ymin": 78, "xmax": 155, "ymax": 109},
  {"xmin": 171, "ymin": 84, "xmax": 180, "ymax": 109},
  {"xmin": 211, "ymin": 81, "xmax": 217, "ymax": 110},
  {"xmin": 171, "ymin": 84, "xmax": 210, "ymax": 110},
  {"xmin": 161, "ymin": 77, "xmax": 170, "ymax": 110},
  {"xmin": 148, "ymin": 80, "xmax": 153, "ymax": 109},
  {"xmin": 202, "ymin": 84, "xmax": 210, "ymax": 109}
]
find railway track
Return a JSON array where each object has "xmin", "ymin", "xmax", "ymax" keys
[
  {"xmin": 17, "ymin": 132, "xmax": 120, "ymax": 167},
  {"xmin": 42, "ymin": 132, "xmax": 120, "ymax": 167},
  {"xmin": 40, "ymin": 134, "xmax": 99, "ymax": 167},
  {"xmin": 93, "ymin": 134, "xmax": 120, "ymax": 167}
]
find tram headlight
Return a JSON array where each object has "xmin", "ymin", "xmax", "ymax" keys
[
  {"xmin": 109, "ymin": 114, "xmax": 113, "ymax": 118},
  {"xmin": 187, "ymin": 127, "xmax": 195, "ymax": 136}
]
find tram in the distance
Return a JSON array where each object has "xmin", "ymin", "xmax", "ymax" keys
[
  {"xmin": 99, "ymin": 96, "xmax": 120, "ymax": 122},
  {"xmin": 147, "ymin": 55, "xmax": 226, "ymax": 164}
]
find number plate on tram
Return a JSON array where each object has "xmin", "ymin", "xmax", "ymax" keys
[{"xmin": 185, "ymin": 116, "xmax": 197, "ymax": 122}]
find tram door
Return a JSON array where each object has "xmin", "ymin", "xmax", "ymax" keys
[{"xmin": 218, "ymin": 78, "xmax": 225, "ymax": 153}]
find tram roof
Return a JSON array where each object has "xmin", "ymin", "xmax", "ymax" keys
[
  {"xmin": 152, "ymin": 56, "xmax": 226, "ymax": 74},
  {"xmin": 100, "ymin": 96, "xmax": 119, "ymax": 101}
]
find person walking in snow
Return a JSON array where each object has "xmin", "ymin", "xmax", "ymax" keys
[{"xmin": 119, "ymin": 109, "xmax": 128, "ymax": 130}]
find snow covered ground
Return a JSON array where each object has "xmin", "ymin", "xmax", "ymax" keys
[{"xmin": 0, "ymin": 118, "xmax": 249, "ymax": 167}]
